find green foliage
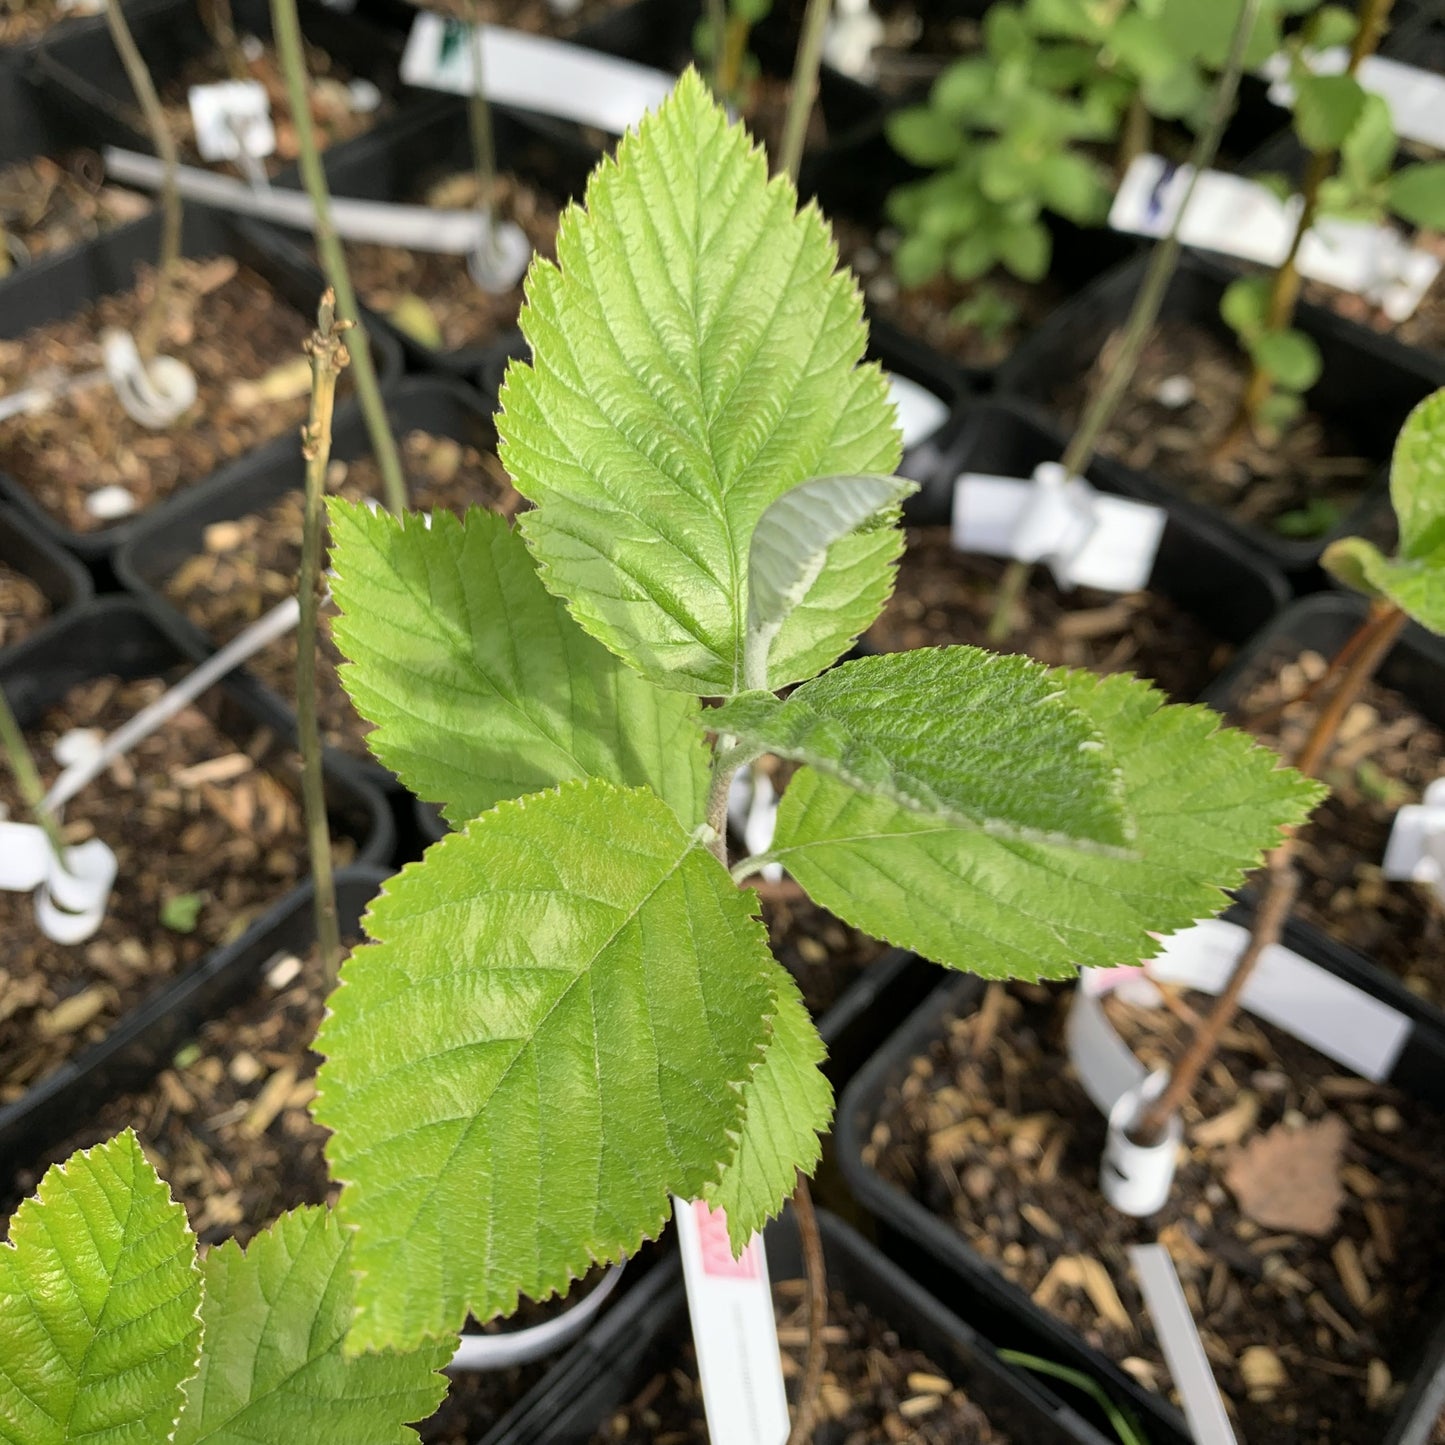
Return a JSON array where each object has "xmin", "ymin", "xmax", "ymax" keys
[
  {"xmin": 0, "ymin": 1131, "xmax": 201, "ymax": 1445},
  {"xmin": 1323, "ymin": 388, "xmax": 1445, "ymax": 634},
  {"xmin": 1388, "ymin": 164, "xmax": 1445, "ymax": 230},
  {"xmin": 693, "ymin": 0, "xmax": 772, "ymax": 108},
  {"xmin": 161, "ymin": 890, "xmax": 205, "ymax": 933},
  {"xmin": 1219, "ymin": 278, "xmax": 1321, "ymax": 427},
  {"xmin": 1293, "ymin": 71, "xmax": 1367, "ymax": 152}
]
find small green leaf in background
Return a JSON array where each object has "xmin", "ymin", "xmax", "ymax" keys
[
  {"xmin": 930, "ymin": 57, "xmax": 994, "ymax": 121},
  {"xmin": 1302, "ymin": 3, "xmax": 1359, "ymax": 50},
  {"xmin": 314, "ymin": 779, "xmax": 780, "ymax": 1353},
  {"xmin": 0, "ymin": 1130, "xmax": 201, "ymax": 1445},
  {"xmin": 1248, "ymin": 328, "xmax": 1323, "ymax": 392},
  {"xmin": 1273, "ymin": 497, "xmax": 1343, "ymax": 538},
  {"xmin": 174, "ymin": 1207, "xmax": 452, "ymax": 1445},
  {"xmin": 949, "ymin": 230, "xmax": 1001, "ymax": 282},
  {"xmin": 161, "ymin": 891, "xmax": 206, "ymax": 933},
  {"xmin": 327, "ymin": 503, "xmax": 708, "ymax": 828},
  {"xmin": 999, "ymin": 217, "xmax": 1053, "ymax": 282},
  {"xmin": 893, "ymin": 230, "xmax": 947, "ymax": 286},
  {"xmin": 767, "ymin": 667, "xmax": 1322, "ymax": 979},
  {"xmin": 887, "ymin": 106, "xmax": 964, "ymax": 165},
  {"xmin": 1388, "ymin": 163, "xmax": 1445, "ymax": 230},
  {"xmin": 1039, "ymin": 150, "xmax": 1112, "ymax": 224},
  {"xmin": 1220, "ymin": 274, "xmax": 1272, "ymax": 339},
  {"xmin": 1340, "ymin": 92, "xmax": 1397, "ymax": 186},
  {"xmin": 1293, "ymin": 72, "xmax": 1367, "ymax": 152}
]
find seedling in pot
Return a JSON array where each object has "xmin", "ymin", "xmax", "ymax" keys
[{"xmin": 698, "ymin": 0, "xmax": 772, "ymax": 107}]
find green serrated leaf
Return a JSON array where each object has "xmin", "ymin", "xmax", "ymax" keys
[
  {"xmin": 702, "ymin": 969, "xmax": 831, "ymax": 1251},
  {"xmin": 1390, "ymin": 387, "xmax": 1445, "ymax": 564},
  {"xmin": 327, "ymin": 502, "xmax": 708, "ymax": 828},
  {"xmin": 1389, "ymin": 163, "xmax": 1445, "ymax": 231},
  {"xmin": 766, "ymin": 669, "xmax": 1322, "ymax": 980},
  {"xmin": 0, "ymin": 1131, "xmax": 201, "ymax": 1445},
  {"xmin": 499, "ymin": 70, "xmax": 901, "ymax": 696},
  {"xmin": 744, "ymin": 475, "xmax": 917, "ymax": 690},
  {"xmin": 174, "ymin": 1207, "xmax": 451, "ymax": 1445},
  {"xmin": 313, "ymin": 778, "xmax": 778, "ymax": 1352},
  {"xmin": 1293, "ymin": 72, "xmax": 1367, "ymax": 152},
  {"xmin": 711, "ymin": 649, "xmax": 1130, "ymax": 847},
  {"xmin": 1320, "ymin": 538, "xmax": 1445, "ymax": 632}
]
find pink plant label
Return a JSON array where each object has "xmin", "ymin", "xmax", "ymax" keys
[{"xmin": 691, "ymin": 1201, "xmax": 760, "ymax": 1280}]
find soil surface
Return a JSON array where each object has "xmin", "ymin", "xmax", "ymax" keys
[
  {"xmin": 0, "ymin": 673, "xmax": 357, "ymax": 1108},
  {"xmin": 339, "ymin": 172, "xmax": 560, "ymax": 354},
  {"xmin": 0, "ymin": 0, "xmax": 96, "ymax": 44},
  {"xmin": 1230, "ymin": 646, "xmax": 1445, "ymax": 1005},
  {"xmin": 1301, "ymin": 234, "xmax": 1445, "ymax": 359},
  {"xmin": 834, "ymin": 218, "xmax": 1062, "ymax": 372},
  {"xmin": 867, "ymin": 981, "xmax": 1445, "ymax": 1444},
  {"xmin": 1054, "ymin": 319, "xmax": 1376, "ymax": 540},
  {"xmin": 866, "ymin": 526, "xmax": 1234, "ymax": 702},
  {"xmin": 0, "ymin": 151, "xmax": 151, "ymax": 265},
  {"xmin": 755, "ymin": 879, "xmax": 887, "ymax": 1020},
  {"xmin": 0, "ymin": 256, "xmax": 321, "ymax": 533},
  {"xmin": 593, "ymin": 1280, "xmax": 1012, "ymax": 1443},
  {"xmin": 0, "ymin": 561, "xmax": 49, "ymax": 650},
  {"xmin": 163, "ymin": 430, "xmax": 521, "ymax": 761}
]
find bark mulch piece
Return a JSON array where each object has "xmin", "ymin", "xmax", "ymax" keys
[
  {"xmin": 867, "ymin": 981, "xmax": 1445, "ymax": 1445},
  {"xmin": 163, "ymin": 430, "xmax": 521, "ymax": 760},
  {"xmin": 0, "ymin": 673, "xmax": 357, "ymax": 1106},
  {"xmin": 1053, "ymin": 319, "xmax": 1375, "ymax": 540},
  {"xmin": 866, "ymin": 526, "xmax": 1233, "ymax": 702},
  {"xmin": 338, "ymin": 172, "xmax": 560, "ymax": 354},
  {"xmin": 0, "ymin": 0, "xmax": 88, "ymax": 44},
  {"xmin": 1230, "ymin": 648, "xmax": 1445, "ymax": 1006},
  {"xmin": 0, "ymin": 256, "xmax": 324, "ymax": 533},
  {"xmin": 592, "ymin": 1280, "xmax": 1012, "ymax": 1443},
  {"xmin": 754, "ymin": 878, "xmax": 886, "ymax": 1022},
  {"xmin": 0, "ymin": 150, "xmax": 151, "ymax": 264},
  {"xmin": 834, "ymin": 217, "xmax": 1063, "ymax": 373},
  {"xmin": 0, "ymin": 561, "xmax": 50, "ymax": 650}
]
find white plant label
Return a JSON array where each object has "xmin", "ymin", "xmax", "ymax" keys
[
  {"xmin": 101, "ymin": 328, "xmax": 198, "ymax": 430},
  {"xmin": 1383, "ymin": 776, "xmax": 1445, "ymax": 905},
  {"xmin": 1264, "ymin": 49, "xmax": 1445, "ymax": 152},
  {"xmin": 952, "ymin": 461, "xmax": 1166, "ymax": 593},
  {"xmin": 1111, "ymin": 154, "xmax": 1440, "ymax": 321},
  {"xmin": 674, "ymin": 1199, "xmax": 790, "ymax": 1445},
  {"xmin": 187, "ymin": 80, "xmax": 276, "ymax": 164},
  {"xmin": 0, "ymin": 822, "xmax": 117, "ymax": 944},
  {"xmin": 728, "ymin": 765, "xmax": 783, "ymax": 882},
  {"xmin": 401, "ymin": 15, "xmax": 672, "ymax": 133},
  {"xmin": 887, "ymin": 372, "xmax": 950, "ymax": 450},
  {"xmin": 824, "ymin": 0, "xmax": 885, "ymax": 82}
]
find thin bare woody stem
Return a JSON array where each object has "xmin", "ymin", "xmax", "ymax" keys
[
  {"xmin": 198, "ymin": 0, "xmax": 248, "ymax": 81},
  {"xmin": 786, "ymin": 1174, "xmax": 828, "ymax": 1445},
  {"xmin": 107, "ymin": 0, "xmax": 182, "ymax": 361},
  {"xmin": 706, "ymin": 0, "xmax": 727, "ymax": 94},
  {"xmin": 778, "ymin": 0, "xmax": 831, "ymax": 184},
  {"xmin": 270, "ymin": 0, "xmax": 408, "ymax": 514},
  {"xmin": 462, "ymin": 0, "xmax": 499, "ymax": 249},
  {"xmin": 298, "ymin": 288, "xmax": 348, "ymax": 981},
  {"xmin": 0, "ymin": 685, "xmax": 70, "ymax": 870}
]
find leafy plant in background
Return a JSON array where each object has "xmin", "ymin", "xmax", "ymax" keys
[{"xmin": 697, "ymin": 0, "xmax": 773, "ymax": 106}]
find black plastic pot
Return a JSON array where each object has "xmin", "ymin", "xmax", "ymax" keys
[
  {"xmin": 911, "ymin": 399, "xmax": 1292, "ymax": 664},
  {"xmin": 0, "ymin": 0, "xmax": 116, "ymax": 161},
  {"xmin": 0, "ymin": 202, "xmax": 403, "ymax": 561},
  {"xmin": 1204, "ymin": 592, "xmax": 1445, "ymax": 1037},
  {"xmin": 115, "ymin": 376, "xmax": 492, "ymax": 791},
  {"xmin": 0, "ymin": 506, "xmax": 92, "ymax": 652},
  {"xmin": 996, "ymin": 248, "xmax": 1445, "ymax": 576},
  {"xmin": 836, "ymin": 909, "xmax": 1445, "ymax": 1445},
  {"xmin": 35, "ymin": 0, "xmax": 408, "ymax": 160},
  {"xmin": 0, "ymin": 598, "xmax": 392, "ymax": 1167},
  {"xmin": 484, "ymin": 1208, "xmax": 1118, "ymax": 1444}
]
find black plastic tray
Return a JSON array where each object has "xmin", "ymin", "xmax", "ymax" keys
[
  {"xmin": 0, "ymin": 201, "xmax": 403, "ymax": 560},
  {"xmin": 836, "ymin": 908, "xmax": 1445, "ymax": 1445},
  {"xmin": 0, "ymin": 598, "xmax": 392, "ymax": 1167},
  {"xmin": 0, "ymin": 0, "xmax": 114, "ymax": 161},
  {"xmin": 995, "ymin": 248, "xmax": 1445, "ymax": 576},
  {"xmin": 485, "ymin": 1208, "xmax": 1117, "ymax": 1444},
  {"xmin": 115, "ymin": 376, "xmax": 493, "ymax": 791},
  {"xmin": 0, "ymin": 505, "xmax": 92, "ymax": 649}
]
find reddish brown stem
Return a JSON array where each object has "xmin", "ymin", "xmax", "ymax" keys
[{"xmin": 786, "ymin": 1174, "xmax": 827, "ymax": 1445}]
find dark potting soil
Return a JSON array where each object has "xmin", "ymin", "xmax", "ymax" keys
[
  {"xmin": 1054, "ymin": 319, "xmax": 1375, "ymax": 539},
  {"xmin": 1301, "ymin": 235, "xmax": 1445, "ymax": 359},
  {"xmin": 0, "ymin": 256, "xmax": 325, "ymax": 533},
  {"xmin": 0, "ymin": 150, "xmax": 151, "ymax": 264},
  {"xmin": 755, "ymin": 879, "xmax": 886, "ymax": 1019},
  {"xmin": 867, "ymin": 981, "xmax": 1445, "ymax": 1444},
  {"xmin": 338, "ymin": 172, "xmax": 560, "ymax": 354},
  {"xmin": 1230, "ymin": 648, "xmax": 1445, "ymax": 1006},
  {"xmin": 0, "ymin": 673, "xmax": 356, "ymax": 1107},
  {"xmin": 592, "ymin": 1280, "xmax": 1011, "ymax": 1444},
  {"xmin": 0, "ymin": 560, "xmax": 49, "ymax": 650},
  {"xmin": 865, "ymin": 526, "xmax": 1233, "ymax": 702},
  {"xmin": 741, "ymin": 72, "xmax": 830, "ymax": 163},
  {"xmin": 153, "ymin": 38, "xmax": 386, "ymax": 177},
  {"xmin": 832, "ymin": 217, "xmax": 1062, "ymax": 372},
  {"xmin": 162, "ymin": 430, "xmax": 521, "ymax": 761}
]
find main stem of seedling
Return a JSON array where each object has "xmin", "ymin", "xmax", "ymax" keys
[
  {"xmin": 706, "ymin": 0, "xmax": 728, "ymax": 94},
  {"xmin": 1218, "ymin": 0, "xmax": 1396, "ymax": 450},
  {"xmin": 107, "ymin": 0, "xmax": 182, "ymax": 362},
  {"xmin": 984, "ymin": 0, "xmax": 1263, "ymax": 643},
  {"xmin": 298, "ymin": 289, "xmax": 348, "ymax": 981},
  {"xmin": 462, "ymin": 0, "xmax": 500, "ymax": 254},
  {"xmin": 1135, "ymin": 600, "xmax": 1408, "ymax": 1144},
  {"xmin": 0, "ymin": 684, "xmax": 72, "ymax": 873},
  {"xmin": 198, "ymin": 0, "xmax": 249, "ymax": 82},
  {"xmin": 270, "ymin": 0, "xmax": 408, "ymax": 514},
  {"xmin": 777, "ymin": 0, "xmax": 830, "ymax": 184}
]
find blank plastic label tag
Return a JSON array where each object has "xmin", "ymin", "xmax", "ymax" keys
[
  {"xmin": 0, "ymin": 823, "xmax": 116, "ymax": 943},
  {"xmin": 1265, "ymin": 49, "xmax": 1445, "ymax": 151},
  {"xmin": 674, "ymin": 1199, "xmax": 790, "ymax": 1445},
  {"xmin": 401, "ymin": 14, "xmax": 672, "ymax": 132},
  {"xmin": 888, "ymin": 372, "xmax": 949, "ymax": 450},
  {"xmin": 1382, "ymin": 776, "xmax": 1445, "ymax": 903},
  {"xmin": 187, "ymin": 80, "xmax": 276, "ymax": 163}
]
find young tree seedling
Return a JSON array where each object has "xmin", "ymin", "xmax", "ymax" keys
[
  {"xmin": 1135, "ymin": 385, "xmax": 1445, "ymax": 1144},
  {"xmin": 0, "ymin": 682, "xmax": 72, "ymax": 874}
]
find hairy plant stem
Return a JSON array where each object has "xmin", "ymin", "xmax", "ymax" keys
[
  {"xmin": 462, "ymin": 0, "xmax": 499, "ymax": 252},
  {"xmin": 198, "ymin": 0, "xmax": 249, "ymax": 81},
  {"xmin": 777, "ymin": 0, "xmax": 830, "ymax": 183},
  {"xmin": 298, "ymin": 289, "xmax": 349, "ymax": 983},
  {"xmin": 985, "ymin": 0, "xmax": 1263, "ymax": 643},
  {"xmin": 704, "ymin": 739, "xmax": 746, "ymax": 867},
  {"xmin": 270, "ymin": 0, "xmax": 408, "ymax": 514},
  {"xmin": 107, "ymin": 0, "xmax": 182, "ymax": 361},
  {"xmin": 0, "ymin": 684, "xmax": 71, "ymax": 872},
  {"xmin": 706, "ymin": 0, "xmax": 728, "ymax": 95},
  {"xmin": 1134, "ymin": 600, "xmax": 1407, "ymax": 1144},
  {"xmin": 786, "ymin": 1174, "xmax": 828, "ymax": 1445},
  {"xmin": 1217, "ymin": 0, "xmax": 1396, "ymax": 451}
]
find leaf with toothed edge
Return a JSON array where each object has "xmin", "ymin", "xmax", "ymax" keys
[{"xmin": 313, "ymin": 779, "xmax": 781, "ymax": 1353}]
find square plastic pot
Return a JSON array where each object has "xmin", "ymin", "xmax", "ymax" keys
[{"xmin": 0, "ymin": 505, "xmax": 92, "ymax": 654}]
